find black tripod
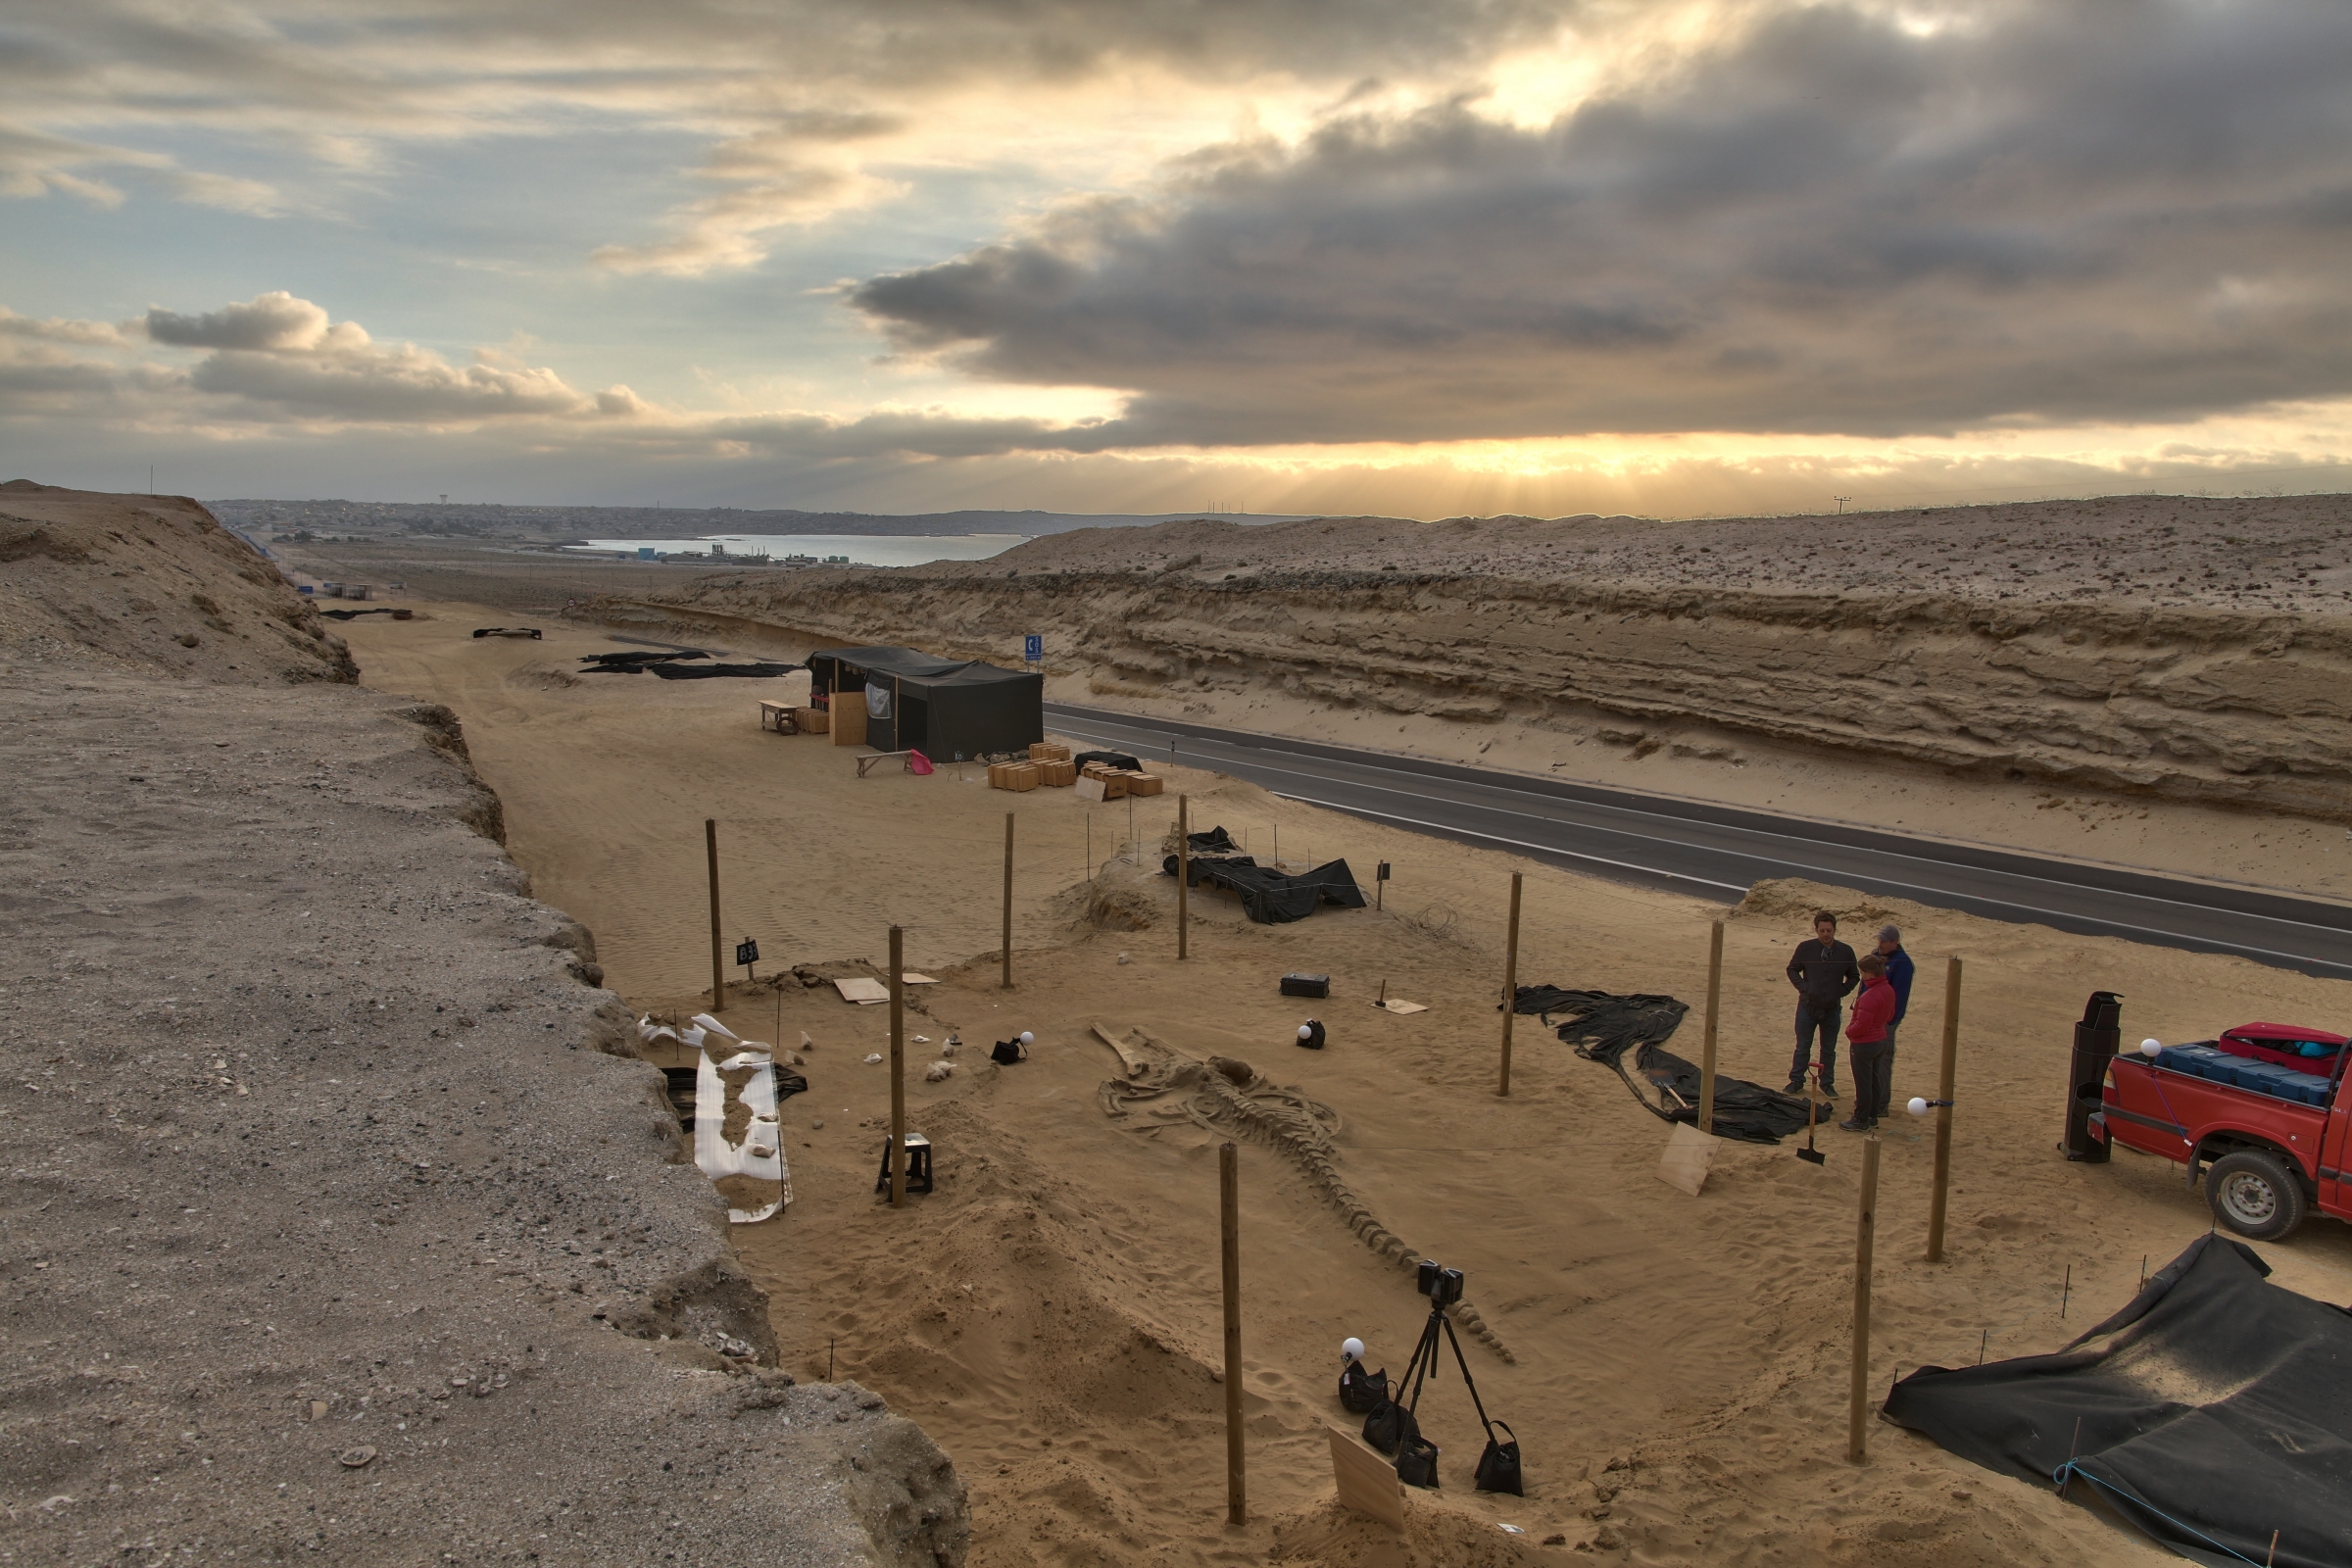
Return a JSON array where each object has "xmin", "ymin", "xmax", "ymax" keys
[{"xmin": 1385, "ymin": 1299, "xmax": 1510, "ymax": 1491}]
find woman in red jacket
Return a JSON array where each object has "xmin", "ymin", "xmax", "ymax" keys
[{"xmin": 1840, "ymin": 954, "xmax": 1897, "ymax": 1132}]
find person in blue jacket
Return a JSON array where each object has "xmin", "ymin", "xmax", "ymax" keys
[{"xmin": 1872, "ymin": 923, "xmax": 1916, "ymax": 1121}]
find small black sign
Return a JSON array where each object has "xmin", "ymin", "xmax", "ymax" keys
[
  {"xmin": 1376, "ymin": 861, "xmax": 1392, "ymax": 882},
  {"xmin": 735, "ymin": 939, "xmax": 760, "ymax": 967}
]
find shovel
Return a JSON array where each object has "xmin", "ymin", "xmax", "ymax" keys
[{"xmin": 1795, "ymin": 1062, "xmax": 1827, "ymax": 1165}]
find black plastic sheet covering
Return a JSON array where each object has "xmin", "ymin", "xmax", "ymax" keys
[
  {"xmin": 1167, "ymin": 854, "xmax": 1367, "ymax": 923},
  {"xmin": 1885, "ymin": 1236, "xmax": 2352, "ymax": 1568},
  {"xmin": 646, "ymin": 662, "xmax": 799, "ymax": 679},
  {"xmin": 578, "ymin": 650, "xmax": 710, "ymax": 670},
  {"xmin": 1186, "ymin": 826, "xmax": 1240, "ymax": 854},
  {"xmin": 1536, "ymin": 987, "xmax": 1825, "ymax": 1144},
  {"xmin": 1076, "ymin": 750, "xmax": 1143, "ymax": 772}
]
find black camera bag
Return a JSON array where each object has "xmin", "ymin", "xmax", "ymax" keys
[
  {"xmin": 1473, "ymin": 1420, "xmax": 1522, "ymax": 1495},
  {"xmin": 990, "ymin": 1038, "xmax": 1027, "ymax": 1065},
  {"xmin": 1395, "ymin": 1420, "xmax": 1441, "ymax": 1491},
  {"xmin": 1338, "ymin": 1359, "xmax": 1388, "ymax": 1415},
  {"xmin": 1360, "ymin": 1396, "xmax": 1408, "ymax": 1454}
]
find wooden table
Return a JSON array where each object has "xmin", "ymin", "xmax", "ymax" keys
[{"xmin": 759, "ymin": 701, "xmax": 799, "ymax": 733}]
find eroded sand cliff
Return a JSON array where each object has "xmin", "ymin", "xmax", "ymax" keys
[{"xmin": 611, "ymin": 496, "xmax": 2352, "ymax": 824}]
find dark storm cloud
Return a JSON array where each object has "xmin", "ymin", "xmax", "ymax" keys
[{"xmin": 853, "ymin": 0, "xmax": 2352, "ymax": 442}]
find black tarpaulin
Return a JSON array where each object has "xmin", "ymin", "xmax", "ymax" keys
[
  {"xmin": 1885, "ymin": 1236, "xmax": 2352, "ymax": 1568},
  {"xmin": 1185, "ymin": 827, "xmax": 1241, "ymax": 855},
  {"xmin": 1539, "ymin": 987, "xmax": 1824, "ymax": 1144},
  {"xmin": 646, "ymin": 662, "xmax": 799, "ymax": 679},
  {"xmin": 1166, "ymin": 853, "xmax": 1367, "ymax": 923},
  {"xmin": 1076, "ymin": 749, "xmax": 1143, "ymax": 772},
  {"xmin": 579, "ymin": 650, "xmax": 710, "ymax": 670}
]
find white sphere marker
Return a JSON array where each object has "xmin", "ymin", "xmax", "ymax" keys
[
  {"xmin": 1907, "ymin": 1096, "xmax": 1931, "ymax": 1117},
  {"xmin": 2139, "ymin": 1038, "xmax": 2163, "ymax": 1056},
  {"xmin": 1018, "ymin": 1030, "xmax": 1034, "ymax": 1046},
  {"xmin": 1341, "ymin": 1337, "xmax": 1365, "ymax": 1362},
  {"xmin": 1298, "ymin": 1024, "xmax": 1315, "ymax": 1041}
]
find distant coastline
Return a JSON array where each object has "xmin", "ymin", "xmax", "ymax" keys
[
  {"xmin": 567, "ymin": 532, "xmax": 1028, "ymax": 568},
  {"xmin": 207, "ymin": 497, "xmax": 1316, "ymax": 543}
]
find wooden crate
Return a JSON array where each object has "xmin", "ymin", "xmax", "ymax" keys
[
  {"xmin": 830, "ymin": 691, "xmax": 866, "ymax": 746},
  {"xmin": 1040, "ymin": 760, "xmax": 1076, "ymax": 786},
  {"xmin": 1003, "ymin": 762, "xmax": 1042, "ymax": 792},
  {"xmin": 1121, "ymin": 771, "xmax": 1163, "ymax": 797},
  {"xmin": 1029, "ymin": 743, "xmax": 1071, "ymax": 762}
]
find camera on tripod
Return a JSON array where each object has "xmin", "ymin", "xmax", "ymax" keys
[
  {"xmin": 1348, "ymin": 1257, "xmax": 1520, "ymax": 1495},
  {"xmin": 1417, "ymin": 1258, "xmax": 1465, "ymax": 1307}
]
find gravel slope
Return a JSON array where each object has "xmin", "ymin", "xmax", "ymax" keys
[{"xmin": 0, "ymin": 486, "xmax": 968, "ymax": 1566}]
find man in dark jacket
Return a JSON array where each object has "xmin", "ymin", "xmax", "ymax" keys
[
  {"xmin": 1787, "ymin": 911, "xmax": 1858, "ymax": 1098},
  {"xmin": 1873, "ymin": 924, "xmax": 1916, "ymax": 1121}
]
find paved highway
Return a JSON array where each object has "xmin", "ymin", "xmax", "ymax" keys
[{"xmin": 1042, "ymin": 701, "xmax": 2352, "ymax": 980}]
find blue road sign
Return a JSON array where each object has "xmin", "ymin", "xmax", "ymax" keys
[{"xmin": 1024, "ymin": 634, "xmax": 1042, "ymax": 662}]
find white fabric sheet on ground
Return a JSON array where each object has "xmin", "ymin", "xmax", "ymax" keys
[{"xmin": 694, "ymin": 1045, "xmax": 794, "ymax": 1223}]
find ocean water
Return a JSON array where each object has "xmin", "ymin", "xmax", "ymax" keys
[{"xmin": 566, "ymin": 533, "xmax": 1027, "ymax": 567}]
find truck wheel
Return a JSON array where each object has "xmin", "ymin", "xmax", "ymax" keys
[{"xmin": 2205, "ymin": 1151, "xmax": 2307, "ymax": 1241}]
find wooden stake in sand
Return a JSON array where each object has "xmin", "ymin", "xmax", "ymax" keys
[
  {"xmin": 1219, "ymin": 1140, "xmax": 1245, "ymax": 1526},
  {"xmin": 1848, "ymin": 1136, "xmax": 1881, "ymax": 1464},
  {"xmin": 1001, "ymin": 811, "xmax": 1014, "ymax": 990},
  {"xmin": 889, "ymin": 924, "xmax": 906, "ymax": 1208},
  {"xmin": 1926, "ymin": 956, "xmax": 1964, "ymax": 1263},
  {"xmin": 1497, "ymin": 872, "xmax": 1522, "ymax": 1098},
  {"xmin": 1698, "ymin": 919, "xmax": 1724, "ymax": 1136},
  {"xmin": 705, "ymin": 817, "xmax": 725, "ymax": 1012},
  {"xmin": 1178, "ymin": 794, "xmax": 1191, "ymax": 961}
]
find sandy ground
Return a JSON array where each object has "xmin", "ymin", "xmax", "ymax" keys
[{"xmin": 342, "ymin": 600, "xmax": 2352, "ymax": 1567}]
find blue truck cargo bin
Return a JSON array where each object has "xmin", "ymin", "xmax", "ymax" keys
[{"xmin": 2150, "ymin": 1046, "xmax": 2334, "ymax": 1106}]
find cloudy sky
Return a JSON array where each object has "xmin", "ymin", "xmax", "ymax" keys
[{"xmin": 4, "ymin": 0, "xmax": 2349, "ymax": 517}]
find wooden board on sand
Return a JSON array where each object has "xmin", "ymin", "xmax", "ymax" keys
[
  {"xmin": 1327, "ymin": 1425, "xmax": 1405, "ymax": 1531},
  {"xmin": 1656, "ymin": 1121, "xmax": 1722, "ymax": 1197},
  {"xmin": 833, "ymin": 977, "xmax": 889, "ymax": 1004}
]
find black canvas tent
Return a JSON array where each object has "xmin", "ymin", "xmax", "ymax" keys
[
  {"xmin": 808, "ymin": 646, "xmax": 1043, "ymax": 760},
  {"xmin": 1884, "ymin": 1235, "xmax": 2352, "ymax": 1567}
]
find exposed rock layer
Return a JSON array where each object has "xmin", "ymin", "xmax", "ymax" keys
[{"xmin": 607, "ymin": 559, "xmax": 2352, "ymax": 820}]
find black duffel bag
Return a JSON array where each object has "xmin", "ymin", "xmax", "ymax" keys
[
  {"xmin": 1473, "ymin": 1419, "xmax": 1523, "ymax": 1495},
  {"xmin": 1360, "ymin": 1395, "xmax": 1408, "ymax": 1455},
  {"xmin": 1396, "ymin": 1425, "xmax": 1442, "ymax": 1490},
  {"xmin": 1338, "ymin": 1358, "xmax": 1388, "ymax": 1415}
]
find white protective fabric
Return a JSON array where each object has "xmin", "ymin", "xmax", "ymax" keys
[{"xmin": 693, "ymin": 1045, "xmax": 793, "ymax": 1223}]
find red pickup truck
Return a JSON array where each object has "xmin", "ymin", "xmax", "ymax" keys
[{"xmin": 2087, "ymin": 1000, "xmax": 2352, "ymax": 1240}]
